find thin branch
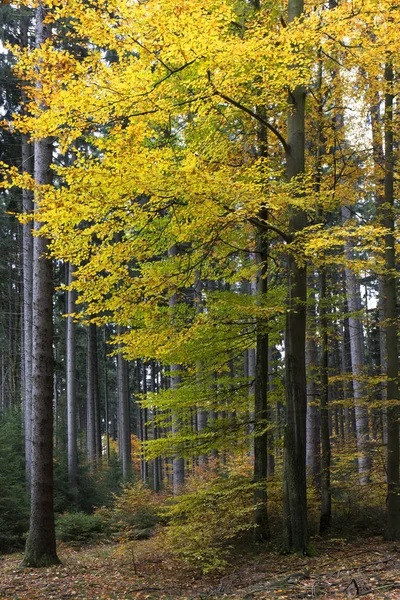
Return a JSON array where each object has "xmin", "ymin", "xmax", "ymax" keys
[{"xmin": 207, "ymin": 72, "xmax": 289, "ymax": 153}]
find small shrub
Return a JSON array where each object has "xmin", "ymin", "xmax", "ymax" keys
[
  {"xmin": 56, "ymin": 512, "xmax": 107, "ymax": 545},
  {"xmin": 159, "ymin": 473, "xmax": 255, "ymax": 573},
  {"xmin": 106, "ymin": 481, "xmax": 163, "ymax": 540},
  {"xmin": 0, "ymin": 410, "xmax": 29, "ymax": 553}
]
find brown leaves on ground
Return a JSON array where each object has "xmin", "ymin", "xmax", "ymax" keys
[{"xmin": 0, "ymin": 537, "xmax": 399, "ymax": 600}]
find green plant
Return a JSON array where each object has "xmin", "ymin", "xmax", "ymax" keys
[
  {"xmin": 159, "ymin": 472, "xmax": 255, "ymax": 573},
  {"xmin": 107, "ymin": 481, "xmax": 162, "ymax": 540},
  {"xmin": 56, "ymin": 511, "xmax": 107, "ymax": 545},
  {"xmin": 0, "ymin": 409, "xmax": 29, "ymax": 553}
]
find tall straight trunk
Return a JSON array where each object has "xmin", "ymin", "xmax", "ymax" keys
[
  {"xmin": 170, "ymin": 363, "xmax": 184, "ymax": 493},
  {"xmin": 117, "ymin": 327, "xmax": 131, "ymax": 480},
  {"xmin": 86, "ymin": 324, "xmax": 97, "ymax": 467},
  {"xmin": 306, "ymin": 276, "xmax": 320, "ymax": 488},
  {"xmin": 104, "ymin": 327, "xmax": 110, "ymax": 465},
  {"xmin": 382, "ymin": 63, "xmax": 400, "ymax": 539},
  {"xmin": 22, "ymin": 135, "xmax": 34, "ymax": 489},
  {"xmin": 21, "ymin": 14, "xmax": 34, "ymax": 490},
  {"xmin": 253, "ymin": 224, "xmax": 269, "ymax": 541},
  {"xmin": 22, "ymin": 2, "xmax": 60, "ymax": 568},
  {"xmin": 141, "ymin": 363, "xmax": 149, "ymax": 482},
  {"xmin": 168, "ymin": 246, "xmax": 184, "ymax": 493},
  {"xmin": 283, "ymin": 0, "xmax": 308, "ymax": 554},
  {"xmin": 151, "ymin": 361, "xmax": 161, "ymax": 492},
  {"xmin": 371, "ymin": 99, "xmax": 388, "ymax": 446},
  {"xmin": 319, "ymin": 268, "xmax": 331, "ymax": 532},
  {"xmin": 66, "ymin": 263, "xmax": 77, "ymax": 488},
  {"xmin": 342, "ymin": 207, "xmax": 371, "ymax": 484}
]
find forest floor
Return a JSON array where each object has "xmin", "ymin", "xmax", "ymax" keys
[{"xmin": 1, "ymin": 536, "xmax": 399, "ymax": 600}]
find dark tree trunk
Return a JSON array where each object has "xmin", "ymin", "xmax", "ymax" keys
[
  {"xmin": 282, "ymin": 0, "xmax": 308, "ymax": 554},
  {"xmin": 253, "ymin": 225, "xmax": 269, "ymax": 541},
  {"xmin": 22, "ymin": 2, "xmax": 59, "ymax": 568},
  {"xmin": 117, "ymin": 327, "xmax": 131, "ymax": 480},
  {"xmin": 66, "ymin": 263, "xmax": 77, "ymax": 488},
  {"xmin": 86, "ymin": 324, "xmax": 97, "ymax": 468},
  {"xmin": 319, "ymin": 268, "xmax": 331, "ymax": 532},
  {"xmin": 382, "ymin": 63, "xmax": 400, "ymax": 540}
]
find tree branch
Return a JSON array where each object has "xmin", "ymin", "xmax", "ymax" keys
[{"xmin": 207, "ymin": 73, "xmax": 289, "ymax": 154}]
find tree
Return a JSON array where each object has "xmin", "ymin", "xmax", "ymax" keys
[{"xmin": 22, "ymin": 2, "xmax": 59, "ymax": 568}]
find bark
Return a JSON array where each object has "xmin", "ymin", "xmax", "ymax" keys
[
  {"xmin": 170, "ymin": 363, "xmax": 184, "ymax": 493},
  {"xmin": 253, "ymin": 226, "xmax": 269, "ymax": 542},
  {"xmin": 319, "ymin": 268, "xmax": 331, "ymax": 532},
  {"xmin": 151, "ymin": 361, "xmax": 161, "ymax": 492},
  {"xmin": 66, "ymin": 263, "xmax": 77, "ymax": 489},
  {"xmin": 22, "ymin": 2, "xmax": 59, "ymax": 568},
  {"xmin": 306, "ymin": 276, "xmax": 320, "ymax": 488},
  {"xmin": 168, "ymin": 246, "xmax": 184, "ymax": 493},
  {"xmin": 21, "ymin": 15, "xmax": 34, "ymax": 490},
  {"xmin": 104, "ymin": 327, "xmax": 110, "ymax": 465},
  {"xmin": 282, "ymin": 0, "xmax": 308, "ymax": 554},
  {"xmin": 86, "ymin": 324, "xmax": 97, "ymax": 468},
  {"xmin": 117, "ymin": 327, "xmax": 131, "ymax": 480},
  {"xmin": 381, "ymin": 63, "xmax": 400, "ymax": 540},
  {"xmin": 342, "ymin": 207, "xmax": 371, "ymax": 484}
]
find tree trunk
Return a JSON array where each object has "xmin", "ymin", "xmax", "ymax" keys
[
  {"xmin": 319, "ymin": 268, "xmax": 331, "ymax": 532},
  {"xmin": 381, "ymin": 63, "xmax": 400, "ymax": 539},
  {"xmin": 66, "ymin": 263, "xmax": 77, "ymax": 489},
  {"xmin": 117, "ymin": 327, "xmax": 131, "ymax": 480},
  {"xmin": 282, "ymin": 0, "xmax": 308, "ymax": 554},
  {"xmin": 253, "ymin": 225, "xmax": 269, "ymax": 542},
  {"xmin": 306, "ymin": 275, "xmax": 320, "ymax": 488},
  {"xmin": 21, "ymin": 14, "xmax": 34, "ymax": 490},
  {"xmin": 342, "ymin": 207, "xmax": 371, "ymax": 484},
  {"xmin": 86, "ymin": 324, "xmax": 97, "ymax": 468},
  {"xmin": 22, "ymin": 2, "xmax": 59, "ymax": 568}
]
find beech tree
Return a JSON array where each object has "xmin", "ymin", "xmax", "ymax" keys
[{"xmin": 2, "ymin": 0, "xmax": 400, "ymax": 556}]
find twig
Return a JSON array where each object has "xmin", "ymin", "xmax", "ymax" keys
[
  {"xmin": 131, "ymin": 546, "xmax": 137, "ymax": 575},
  {"xmin": 359, "ymin": 583, "xmax": 400, "ymax": 596}
]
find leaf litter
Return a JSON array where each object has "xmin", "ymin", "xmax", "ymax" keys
[{"xmin": 0, "ymin": 536, "xmax": 399, "ymax": 599}]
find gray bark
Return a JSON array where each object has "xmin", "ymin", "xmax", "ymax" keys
[
  {"xmin": 86, "ymin": 324, "xmax": 99, "ymax": 468},
  {"xmin": 21, "ymin": 15, "xmax": 34, "ymax": 490},
  {"xmin": 168, "ymin": 246, "xmax": 184, "ymax": 493},
  {"xmin": 66, "ymin": 263, "xmax": 77, "ymax": 488},
  {"xmin": 22, "ymin": 2, "xmax": 59, "ymax": 568},
  {"xmin": 342, "ymin": 207, "xmax": 371, "ymax": 484},
  {"xmin": 117, "ymin": 327, "xmax": 131, "ymax": 480},
  {"xmin": 306, "ymin": 277, "xmax": 320, "ymax": 488},
  {"xmin": 319, "ymin": 269, "xmax": 331, "ymax": 532}
]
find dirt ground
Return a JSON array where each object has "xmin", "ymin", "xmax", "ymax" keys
[{"xmin": 1, "ymin": 536, "xmax": 399, "ymax": 599}]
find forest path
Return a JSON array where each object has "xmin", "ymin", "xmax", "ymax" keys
[{"xmin": 0, "ymin": 537, "xmax": 399, "ymax": 599}]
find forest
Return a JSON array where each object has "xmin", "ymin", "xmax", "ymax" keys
[{"xmin": 0, "ymin": 0, "xmax": 400, "ymax": 598}]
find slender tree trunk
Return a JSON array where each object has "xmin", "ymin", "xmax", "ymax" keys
[
  {"xmin": 104, "ymin": 327, "xmax": 110, "ymax": 465},
  {"xmin": 342, "ymin": 207, "xmax": 371, "ymax": 484},
  {"xmin": 253, "ymin": 224, "xmax": 269, "ymax": 541},
  {"xmin": 21, "ymin": 14, "xmax": 34, "ymax": 490},
  {"xmin": 381, "ymin": 63, "xmax": 400, "ymax": 539},
  {"xmin": 306, "ymin": 276, "xmax": 320, "ymax": 488},
  {"xmin": 22, "ymin": 3, "xmax": 59, "ymax": 568},
  {"xmin": 117, "ymin": 327, "xmax": 131, "ymax": 480},
  {"xmin": 168, "ymin": 246, "xmax": 184, "ymax": 493},
  {"xmin": 170, "ymin": 363, "xmax": 184, "ymax": 493},
  {"xmin": 282, "ymin": 0, "xmax": 308, "ymax": 554},
  {"xmin": 319, "ymin": 268, "xmax": 331, "ymax": 532},
  {"xmin": 86, "ymin": 324, "xmax": 97, "ymax": 468},
  {"xmin": 66, "ymin": 263, "xmax": 77, "ymax": 488}
]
